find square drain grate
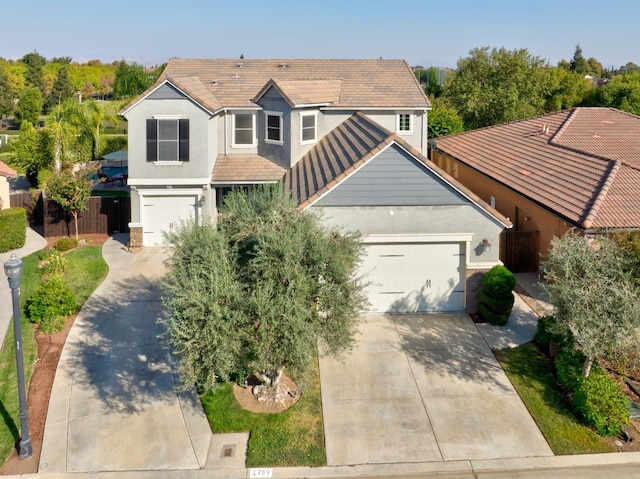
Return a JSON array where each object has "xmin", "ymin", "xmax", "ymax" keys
[{"xmin": 221, "ymin": 444, "xmax": 236, "ymax": 459}]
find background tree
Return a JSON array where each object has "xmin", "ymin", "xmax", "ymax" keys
[
  {"xmin": 427, "ymin": 103, "xmax": 464, "ymax": 138},
  {"xmin": 542, "ymin": 232, "xmax": 640, "ymax": 377},
  {"xmin": 162, "ymin": 185, "xmax": 368, "ymax": 393},
  {"xmin": 545, "ymin": 67, "xmax": 591, "ymax": 112},
  {"xmin": 21, "ymin": 51, "xmax": 46, "ymax": 97},
  {"xmin": 569, "ymin": 44, "xmax": 589, "ymax": 75},
  {"xmin": 45, "ymin": 100, "xmax": 79, "ymax": 171},
  {"xmin": 14, "ymin": 85, "xmax": 43, "ymax": 125},
  {"xmin": 0, "ymin": 120, "xmax": 51, "ymax": 185},
  {"xmin": 46, "ymin": 164, "xmax": 95, "ymax": 240},
  {"xmin": 0, "ymin": 65, "xmax": 14, "ymax": 117},
  {"xmin": 113, "ymin": 61, "xmax": 153, "ymax": 99},
  {"xmin": 45, "ymin": 63, "xmax": 75, "ymax": 111},
  {"xmin": 444, "ymin": 46, "xmax": 552, "ymax": 129},
  {"xmin": 583, "ymin": 70, "xmax": 640, "ymax": 115},
  {"xmin": 71, "ymin": 100, "xmax": 117, "ymax": 160}
]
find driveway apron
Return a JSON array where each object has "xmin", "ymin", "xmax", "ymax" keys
[
  {"xmin": 320, "ymin": 314, "xmax": 553, "ymax": 465},
  {"xmin": 39, "ymin": 236, "xmax": 211, "ymax": 473}
]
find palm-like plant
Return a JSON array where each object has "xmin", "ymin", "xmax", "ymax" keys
[{"xmin": 45, "ymin": 100, "xmax": 78, "ymax": 171}]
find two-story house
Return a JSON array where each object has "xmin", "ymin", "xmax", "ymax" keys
[{"xmin": 121, "ymin": 58, "xmax": 510, "ymax": 313}]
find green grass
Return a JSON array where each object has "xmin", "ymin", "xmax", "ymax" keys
[
  {"xmin": 0, "ymin": 245, "xmax": 108, "ymax": 465},
  {"xmin": 496, "ymin": 344, "xmax": 615, "ymax": 454},
  {"xmin": 201, "ymin": 360, "xmax": 325, "ymax": 467}
]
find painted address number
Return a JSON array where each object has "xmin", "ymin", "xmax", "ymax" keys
[{"xmin": 250, "ymin": 468, "xmax": 273, "ymax": 478}]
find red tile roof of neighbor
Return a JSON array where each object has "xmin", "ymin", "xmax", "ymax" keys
[
  {"xmin": 0, "ymin": 160, "xmax": 16, "ymax": 177},
  {"xmin": 122, "ymin": 58, "xmax": 431, "ymax": 114},
  {"xmin": 434, "ymin": 107, "xmax": 640, "ymax": 230}
]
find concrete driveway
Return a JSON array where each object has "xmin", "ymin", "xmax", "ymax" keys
[{"xmin": 320, "ymin": 314, "xmax": 553, "ymax": 465}]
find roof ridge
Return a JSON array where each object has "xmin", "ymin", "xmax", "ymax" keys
[
  {"xmin": 582, "ymin": 159, "xmax": 620, "ymax": 229},
  {"xmin": 548, "ymin": 107, "xmax": 577, "ymax": 145}
]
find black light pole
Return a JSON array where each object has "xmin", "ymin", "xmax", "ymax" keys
[{"xmin": 4, "ymin": 254, "xmax": 33, "ymax": 460}]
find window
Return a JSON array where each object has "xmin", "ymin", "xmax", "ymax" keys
[
  {"xmin": 146, "ymin": 118, "xmax": 189, "ymax": 162},
  {"xmin": 300, "ymin": 111, "xmax": 317, "ymax": 144},
  {"xmin": 397, "ymin": 113, "xmax": 412, "ymax": 134},
  {"xmin": 265, "ymin": 111, "xmax": 283, "ymax": 144},
  {"xmin": 233, "ymin": 113, "xmax": 255, "ymax": 146}
]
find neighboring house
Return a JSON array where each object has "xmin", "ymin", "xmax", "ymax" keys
[
  {"xmin": 121, "ymin": 58, "xmax": 510, "ymax": 313},
  {"xmin": 431, "ymin": 107, "xmax": 640, "ymax": 272},
  {"xmin": 0, "ymin": 160, "xmax": 16, "ymax": 210}
]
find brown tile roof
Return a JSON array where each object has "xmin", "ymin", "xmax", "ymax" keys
[
  {"xmin": 435, "ymin": 107, "xmax": 640, "ymax": 230},
  {"xmin": 284, "ymin": 113, "xmax": 511, "ymax": 227},
  {"xmin": 123, "ymin": 58, "xmax": 430, "ymax": 113},
  {"xmin": 0, "ymin": 160, "xmax": 16, "ymax": 178},
  {"xmin": 212, "ymin": 155, "xmax": 286, "ymax": 183},
  {"xmin": 253, "ymin": 79, "xmax": 342, "ymax": 107}
]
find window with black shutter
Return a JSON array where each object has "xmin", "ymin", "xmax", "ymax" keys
[{"xmin": 146, "ymin": 118, "xmax": 189, "ymax": 162}]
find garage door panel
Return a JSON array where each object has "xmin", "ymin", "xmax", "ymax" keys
[
  {"xmin": 360, "ymin": 243, "xmax": 465, "ymax": 313},
  {"xmin": 143, "ymin": 196, "xmax": 198, "ymax": 247}
]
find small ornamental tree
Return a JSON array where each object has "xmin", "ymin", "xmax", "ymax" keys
[
  {"xmin": 162, "ymin": 185, "xmax": 368, "ymax": 395},
  {"xmin": 46, "ymin": 164, "xmax": 95, "ymax": 240},
  {"xmin": 542, "ymin": 231, "xmax": 640, "ymax": 377}
]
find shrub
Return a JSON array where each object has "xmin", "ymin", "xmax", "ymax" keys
[
  {"xmin": 101, "ymin": 136, "xmax": 127, "ymax": 156},
  {"xmin": 477, "ymin": 265, "xmax": 516, "ymax": 325},
  {"xmin": 0, "ymin": 207, "xmax": 27, "ymax": 253},
  {"xmin": 54, "ymin": 237, "xmax": 78, "ymax": 252},
  {"xmin": 555, "ymin": 347, "xmax": 585, "ymax": 391},
  {"xmin": 39, "ymin": 249, "xmax": 66, "ymax": 277},
  {"xmin": 574, "ymin": 368, "xmax": 629, "ymax": 436},
  {"xmin": 534, "ymin": 315, "xmax": 572, "ymax": 351},
  {"xmin": 27, "ymin": 274, "xmax": 76, "ymax": 334}
]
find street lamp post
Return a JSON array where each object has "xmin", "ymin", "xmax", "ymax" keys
[{"xmin": 4, "ymin": 254, "xmax": 33, "ymax": 460}]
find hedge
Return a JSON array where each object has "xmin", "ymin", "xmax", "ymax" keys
[{"xmin": 0, "ymin": 207, "xmax": 27, "ymax": 253}]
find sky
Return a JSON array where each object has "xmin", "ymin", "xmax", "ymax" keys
[{"xmin": 4, "ymin": 0, "xmax": 639, "ymax": 70}]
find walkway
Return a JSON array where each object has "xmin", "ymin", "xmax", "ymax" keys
[{"xmin": 0, "ymin": 227, "xmax": 47, "ymax": 347}]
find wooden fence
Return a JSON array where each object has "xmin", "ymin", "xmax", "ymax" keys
[
  {"xmin": 500, "ymin": 230, "xmax": 539, "ymax": 273},
  {"xmin": 11, "ymin": 191, "xmax": 130, "ymax": 237}
]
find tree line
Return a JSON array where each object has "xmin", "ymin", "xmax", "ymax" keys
[
  {"xmin": 417, "ymin": 45, "xmax": 640, "ymax": 138},
  {"xmin": 0, "ymin": 52, "xmax": 163, "ymax": 124}
]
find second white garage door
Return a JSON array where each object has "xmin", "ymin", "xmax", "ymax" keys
[
  {"xmin": 360, "ymin": 242, "xmax": 465, "ymax": 313},
  {"xmin": 142, "ymin": 195, "xmax": 199, "ymax": 246}
]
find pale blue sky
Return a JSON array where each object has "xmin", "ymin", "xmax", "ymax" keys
[{"xmin": 5, "ymin": 0, "xmax": 639, "ymax": 69}]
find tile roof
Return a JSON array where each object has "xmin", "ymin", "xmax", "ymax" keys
[
  {"xmin": 435, "ymin": 107, "xmax": 640, "ymax": 230},
  {"xmin": 0, "ymin": 160, "xmax": 16, "ymax": 178},
  {"xmin": 253, "ymin": 79, "xmax": 343, "ymax": 107},
  {"xmin": 212, "ymin": 155, "xmax": 286, "ymax": 183},
  {"xmin": 123, "ymin": 58, "xmax": 430, "ymax": 113},
  {"xmin": 284, "ymin": 113, "xmax": 511, "ymax": 227}
]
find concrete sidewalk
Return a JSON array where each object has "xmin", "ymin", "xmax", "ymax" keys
[
  {"xmin": 39, "ymin": 235, "xmax": 215, "ymax": 473},
  {"xmin": 0, "ymin": 227, "xmax": 47, "ymax": 347}
]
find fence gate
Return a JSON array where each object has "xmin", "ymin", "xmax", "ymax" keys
[
  {"xmin": 500, "ymin": 230, "xmax": 539, "ymax": 273},
  {"xmin": 43, "ymin": 196, "xmax": 131, "ymax": 238}
]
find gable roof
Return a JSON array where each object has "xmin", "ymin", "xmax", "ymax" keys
[
  {"xmin": 283, "ymin": 113, "xmax": 510, "ymax": 227},
  {"xmin": 434, "ymin": 107, "xmax": 640, "ymax": 230},
  {"xmin": 0, "ymin": 160, "xmax": 16, "ymax": 178},
  {"xmin": 121, "ymin": 58, "xmax": 431, "ymax": 114}
]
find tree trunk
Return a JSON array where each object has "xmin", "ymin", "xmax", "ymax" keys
[
  {"xmin": 72, "ymin": 211, "xmax": 79, "ymax": 240},
  {"xmin": 582, "ymin": 356, "xmax": 593, "ymax": 377}
]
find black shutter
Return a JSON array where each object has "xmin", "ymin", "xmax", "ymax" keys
[
  {"xmin": 146, "ymin": 119, "xmax": 157, "ymax": 162},
  {"xmin": 179, "ymin": 119, "xmax": 189, "ymax": 161}
]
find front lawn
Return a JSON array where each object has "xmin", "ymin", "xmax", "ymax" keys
[
  {"xmin": 496, "ymin": 343, "xmax": 615, "ymax": 454},
  {"xmin": 200, "ymin": 359, "xmax": 325, "ymax": 467},
  {"xmin": 0, "ymin": 245, "xmax": 107, "ymax": 465}
]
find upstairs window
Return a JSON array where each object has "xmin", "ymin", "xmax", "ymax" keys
[
  {"xmin": 233, "ymin": 113, "xmax": 256, "ymax": 146},
  {"xmin": 265, "ymin": 111, "xmax": 283, "ymax": 144},
  {"xmin": 397, "ymin": 113, "xmax": 412, "ymax": 134},
  {"xmin": 146, "ymin": 118, "xmax": 189, "ymax": 162},
  {"xmin": 300, "ymin": 111, "xmax": 317, "ymax": 144}
]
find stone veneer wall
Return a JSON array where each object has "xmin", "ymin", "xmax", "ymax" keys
[
  {"xmin": 128, "ymin": 225, "xmax": 143, "ymax": 252},
  {"xmin": 466, "ymin": 268, "xmax": 488, "ymax": 313}
]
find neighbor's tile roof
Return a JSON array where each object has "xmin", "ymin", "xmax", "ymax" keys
[
  {"xmin": 435, "ymin": 107, "xmax": 640, "ymax": 229},
  {"xmin": 0, "ymin": 160, "xmax": 16, "ymax": 178},
  {"xmin": 123, "ymin": 58, "xmax": 430, "ymax": 113},
  {"xmin": 284, "ymin": 113, "xmax": 511, "ymax": 227},
  {"xmin": 212, "ymin": 155, "xmax": 286, "ymax": 183}
]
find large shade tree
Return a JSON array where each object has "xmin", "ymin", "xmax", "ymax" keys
[
  {"xmin": 542, "ymin": 232, "xmax": 640, "ymax": 377},
  {"xmin": 444, "ymin": 46, "xmax": 552, "ymax": 129},
  {"xmin": 162, "ymin": 185, "xmax": 368, "ymax": 393}
]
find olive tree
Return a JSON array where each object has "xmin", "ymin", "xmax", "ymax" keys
[
  {"xmin": 162, "ymin": 185, "xmax": 368, "ymax": 393},
  {"xmin": 542, "ymin": 232, "xmax": 640, "ymax": 377}
]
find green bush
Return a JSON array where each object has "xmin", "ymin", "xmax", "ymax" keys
[
  {"xmin": 26, "ymin": 274, "xmax": 76, "ymax": 334},
  {"xmin": 39, "ymin": 249, "xmax": 66, "ymax": 277},
  {"xmin": 101, "ymin": 136, "xmax": 127, "ymax": 156},
  {"xmin": 478, "ymin": 265, "xmax": 516, "ymax": 325},
  {"xmin": 534, "ymin": 315, "xmax": 572, "ymax": 351},
  {"xmin": 574, "ymin": 368, "xmax": 629, "ymax": 436},
  {"xmin": 0, "ymin": 207, "xmax": 27, "ymax": 252},
  {"xmin": 554, "ymin": 348, "xmax": 585, "ymax": 391},
  {"xmin": 54, "ymin": 237, "xmax": 78, "ymax": 252}
]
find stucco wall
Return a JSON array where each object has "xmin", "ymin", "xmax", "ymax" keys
[
  {"xmin": 0, "ymin": 176, "xmax": 10, "ymax": 210},
  {"xmin": 432, "ymin": 149, "xmax": 574, "ymax": 265}
]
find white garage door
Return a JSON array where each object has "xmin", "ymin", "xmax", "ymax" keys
[
  {"xmin": 142, "ymin": 195, "xmax": 198, "ymax": 246},
  {"xmin": 360, "ymin": 242, "xmax": 465, "ymax": 313}
]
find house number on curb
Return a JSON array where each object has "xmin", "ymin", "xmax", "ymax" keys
[{"xmin": 250, "ymin": 468, "xmax": 273, "ymax": 478}]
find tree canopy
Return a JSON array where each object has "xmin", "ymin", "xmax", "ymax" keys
[
  {"xmin": 444, "ymin": 47, "xmax": 552, "ymax": 129},
  {"xmin": 162, "ymin": 185, "xmax": 368, "ymax": 392},
  {"xmin": 46, "ymin": 164, "xmax": 95, "ymax": 240}
]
